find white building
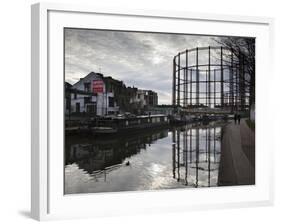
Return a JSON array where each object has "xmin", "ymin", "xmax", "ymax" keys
[{"xmin": 70, "ymin": 72, "xmax": 119, "ymax": 116}]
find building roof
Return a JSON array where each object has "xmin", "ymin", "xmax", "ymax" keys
[
  {"xmin": 72, "ymin": 72, "xmax": 103, "ymax": 87},
  {"xmin": 65, "ymin": 82, "xmax": 73, "ymax": 89}
]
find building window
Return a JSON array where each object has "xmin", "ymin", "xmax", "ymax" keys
[
  {"xmin": 74, "ymin": 92, "xmax": 77, "ymax": 99},
  {"xmin": 108, "ymin": 97, "xmax": 114, "ymax": 107},
  {"xmin": 84, "ymin": 82, "xmax": 91, "ymax": 92},
  {"xmin": 76, "ymin": 102, "xmax": 80, "ymax": 113},
  {"xmin": 84, "ymin": 96, "xmax": 91, "ymax": 104},
  {"xmin": 87, "ymin": 104, "xmax": 96, "ymax": 114},
  {"xmin": 108, "ymin": 84, "xmax": 113, "ymax": 92}
]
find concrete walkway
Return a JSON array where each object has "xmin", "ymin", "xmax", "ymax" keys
[{"xmin": 218, "ymin": 119, "xmax": 255, "ymax": 186}]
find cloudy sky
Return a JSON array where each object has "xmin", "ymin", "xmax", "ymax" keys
[{"xmin": 65, "ymin": 28, "xmax": 220, "ymax": 104}]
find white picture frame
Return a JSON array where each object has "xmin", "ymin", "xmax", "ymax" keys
[{"xmin": 31, "ymin": 2, "xmax": 274, "ymax": 221}]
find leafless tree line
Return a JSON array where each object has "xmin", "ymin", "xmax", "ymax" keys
[{"xmin": 214, "ymin": 37, "xmax": 255, "ymax": 106}]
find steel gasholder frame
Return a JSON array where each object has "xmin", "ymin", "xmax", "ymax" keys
[{"xmin": 172, "ymin": 46, "xmax": 250, "ymax": 112}]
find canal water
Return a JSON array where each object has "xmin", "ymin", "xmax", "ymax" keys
[{"xmin": 65, "ymin": 121, "xmax": 228, "ymax": 194}]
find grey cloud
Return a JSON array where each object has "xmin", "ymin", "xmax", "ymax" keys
[{"xmin": 65, "ymin": 29, "xmax": 223, "ymax": 104}]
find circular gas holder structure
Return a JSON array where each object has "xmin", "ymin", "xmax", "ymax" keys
[{"xmin": 172, "ymin": 46, "xmax": 251, "ymax": 113}]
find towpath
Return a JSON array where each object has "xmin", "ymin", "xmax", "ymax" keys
[{"xmin": 218, "ymin": 119, "xmax": 255, "ymax": 186}]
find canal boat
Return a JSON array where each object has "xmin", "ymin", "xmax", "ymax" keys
[
  {"xmin": 65, "ymin": 114, "xmax": 169, "ymax": 135},
  {"xmin": 91, "ymin": 114, "xmax": 169, "ymax": 135}
]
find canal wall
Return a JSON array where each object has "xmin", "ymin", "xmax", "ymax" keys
[{"xmin": 218, "ymin": 119, "xmax": 255, "ymax": 186}]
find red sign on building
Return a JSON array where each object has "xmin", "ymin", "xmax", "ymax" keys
[{"xmin": 92, "ymin": 80, "xmax": 104, "ymax": 93}]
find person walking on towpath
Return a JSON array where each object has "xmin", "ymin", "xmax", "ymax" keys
[
  {"xmin": 234, "ymin": 113, "xmax": 237, "ymax": 124},
  {"xmin": 237, "ymin": 114, "xmax": 241, "ymax": 124}
]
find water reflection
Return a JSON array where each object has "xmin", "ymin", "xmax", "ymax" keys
[
  {"xmin": 65, "ymin": 121, "xmax": 226, "ymax": 194},
  {"xmin": 65, "ymin": 130, "xmax": 168, "ymax": 177},
  {"xmin": 172, "ymin": 125, "xmax": 222, "ymax": 188}
]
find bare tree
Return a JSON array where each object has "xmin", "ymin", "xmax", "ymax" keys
[{"xmin": 215, "ymin": 37, "xmax": 255, "ymax": 106}]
